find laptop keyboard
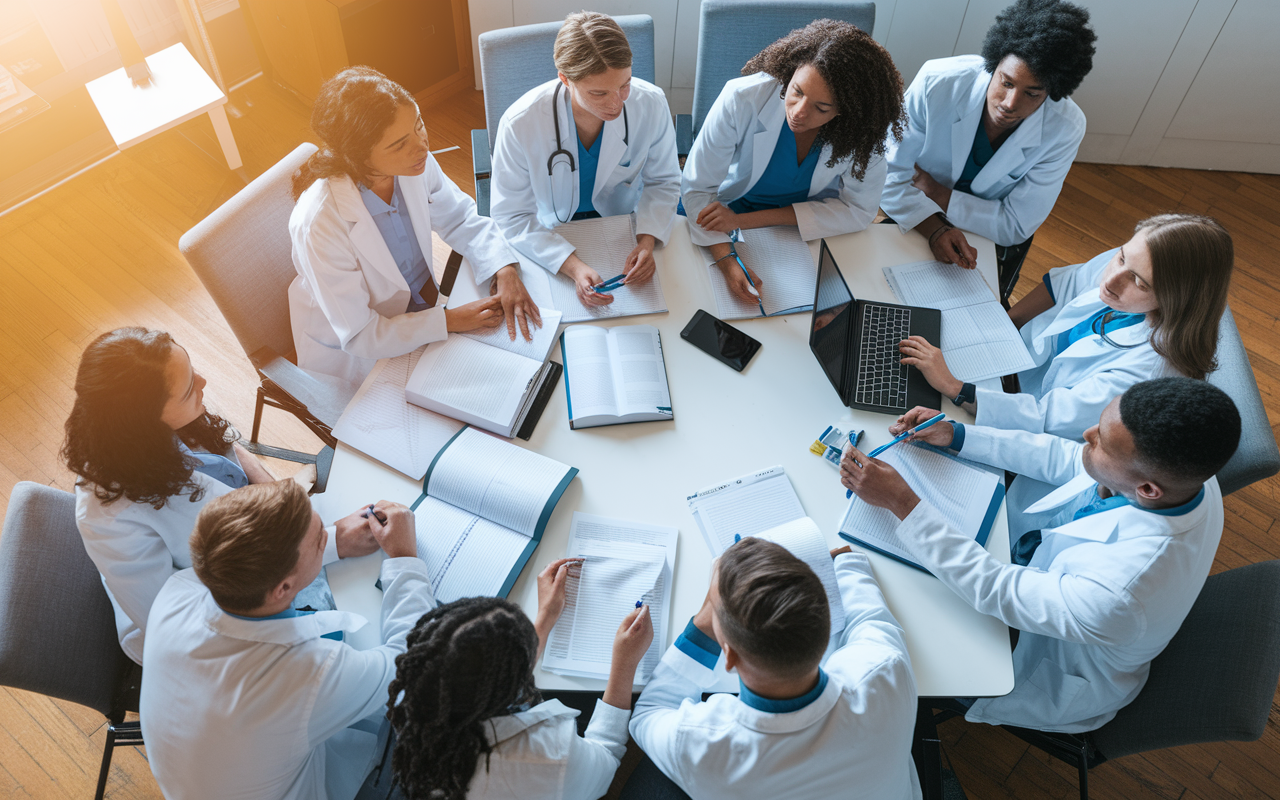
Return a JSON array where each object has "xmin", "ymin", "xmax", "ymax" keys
[{"xmin": 854, "ymin": 304, "xmax": 911, "ymax": 409}]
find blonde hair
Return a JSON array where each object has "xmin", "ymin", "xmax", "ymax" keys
[
  {"xmin": 1136, "ymin": 214, "xmax": 1233, "ymax": 380},
  {"xmin": 553, "ymin": 11, "xmax": 631, "ymax": 82},
  {"xmin": 191, "ymin": 481, "xmax": 313, "ymax": 612}
]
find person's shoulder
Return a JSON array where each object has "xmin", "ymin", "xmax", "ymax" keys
[
  {"xmin": 1042, "ymin": 95, "xmax": 1087, "ymax": 140},
  {"xmin": 916, "ymin": 54, "xmax": 985, "ymax": 85},
  {"xmin": 629, "ymin": 77, "xmax": 672, "ymax": 108},
  {"xmin": 500, "ymin": 78, "xmax": 558, "ymax": 126},
  {"xmin": 723, "ymin": 72, "xmax": 779, "ymax": 100},
  {"xmin": 291, "ymin": 177, "xmax": 342, "ymax": 225}
]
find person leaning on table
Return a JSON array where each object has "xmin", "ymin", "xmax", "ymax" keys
[
  {"xmin": 490, "ymin": 11, "xmax": 681, "ymax": 310},
  {"xmin": 289, "ymin": 66, "xmax": 541, "ymax": 385},
  {"xmin": 681, "ymin": 18, "xmax": 906, "ymax": 306},
  {"xmin": 880, "ymin": 0, "xmax": 1096, "ymax": 297},
  {"xmin": 841, "ymin": 378, "xmax": 1240, "ymax": 732}
]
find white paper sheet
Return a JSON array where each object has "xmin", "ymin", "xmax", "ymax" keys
[
  {"xmin": 459, "ymin": 307, "xmax": 563, "ymax": 362},
  {"xmin": 332, "ymin": 347, "xmax": 465, "ymax": 479},
  {"xmin": 702, "ymin": 226, "xmax": 816, "ymax": 319},
  {"xmin": 406, "ymin": 335, "xmax": 542, "ymax": 432},
  {"xmin": 412, "ymin": 497, "xmax": 531, "ymax": 603},
  {"xmin": 547, "ymin": 215, "xmax": 669, "ymax": 322},
  {"xmin": 882, "ymin": 260, "xmax": 1035, "ymax": 382},
  {"xmin": 687, "ymin": 466, "xmax": 806, "ymax": 555}
]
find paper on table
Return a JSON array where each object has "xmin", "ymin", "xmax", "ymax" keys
[
  {"xmin": 332, "ymin": 347, "xmax": 465, "ymax": 479},
  {"xmin": 754, "ymin": 517, "xmax": 846, "ymax": 639},
  {"xmin": 548, "ymin": 215, "xmax": 669, "ymax": 322},
  {"xmin": 459, "ymin": 308, "xmax": 563, "ymax": 362},
  {"xmin": 839, "ymin": 444, "xmax": 1000, "ymax": 564},
  {"xmin": 701, "ymin": 226, "xmax": 816, "ymax": 319},
  {"xmin": 687, "ymin": 466, "xmax": 806, "ymax": 555},
  {"xmin": 412, "ymin": 497, "xmax": 531, "ymax": 603},
  {"xmin": 407, "ymin": 335, "xmax": 541, "ymax": 429},
  {"xmin": 882, "ymin": 260, "xmax": 1035, "ymax": 382}
]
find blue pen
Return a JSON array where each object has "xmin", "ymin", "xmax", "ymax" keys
[
  {"xmin": 845, "ymin": 413, "xmax": 947, "ymax": 498},
  {"xmin": 361, "ymin": 504, "xmax": 387, "ymax": 523},
  {"xmin": 635, "ymin": 600, "xmax": 644, "ymax": 608},
  {"xmin": 727, "ymin": 229, "xmax": 766, "ymax": 316},
  {"xmin": 592, "ymin": 274, "xmax": 626, "ymax": 293}
]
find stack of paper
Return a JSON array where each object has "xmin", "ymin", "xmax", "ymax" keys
[
  {"xmin": 701, "ymin": 227, "xmax": 816, "ymax": 319},
  {"xmin": 548, "ymin": 215, "xmax": 669, "ymax": 322},
  {"xmin": 687, "ymin": 465, "xmax": 807, "ymax": 555}
]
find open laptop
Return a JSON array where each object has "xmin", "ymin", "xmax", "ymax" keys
[{"xmin": 809, "ymin": 240, "xmax": 942, "ymax": 415}]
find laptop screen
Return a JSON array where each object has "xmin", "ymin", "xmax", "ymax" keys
[{"xmin": 809, "ymin": 241, "xmax": 855, "ymax": 398}]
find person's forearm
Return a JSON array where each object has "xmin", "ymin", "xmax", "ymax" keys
[
  {"xmin": 603, "ymin": 663, "xmax": 639, "ymax": 710},
  {"xmin": 1008, "ymin": 281, "xmax": 1054, "ymax": 329},
  {"xmin": 913, "ymin": 212, "xmax": 950, "ymax": 242},
  {"xmin": 737, "ymin": 206, "xmax": 798, "ymax": 230},
  {"xmin": 558, "ymin": 251, "xmax": 590, "ymax": 277},
  {"xmin": 707, "ymin": 242, "xmax": 734, "ymax": 262},
  {"xmin": 234, "ymin": 442, "xmax": 276, "ymax": 483}
]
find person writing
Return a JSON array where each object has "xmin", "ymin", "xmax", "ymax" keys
[
  {"xmin": 491, "ymin": 11, "xmax": 680, "ymax": 309},
  {"xmin": 384, "ymin": 559, "xmax": 653, "ymax": 800},
  {"xmin": 880, "ymin": 0, "xmax": 1096, "ymax": 301},
  {"xmin": 841, "ymin": 378, "xmax": 1239, "ymax": 731},
  {"xmin": 682, "ymin": 19, "xmax": 905, "ymax": 305},
  {"xmin": 899, "ymin": 214, "xmax": 1233, "ymax": 441},
  {"xmin": 290, "ymin": 66, "xmax": 541, "ymax": 384}
]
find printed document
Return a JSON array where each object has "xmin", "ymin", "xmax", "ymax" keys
[{"xmin": 548, "ymin": 215, "xmax": 669, "ymax": 322}]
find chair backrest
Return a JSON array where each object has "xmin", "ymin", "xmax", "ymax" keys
[
  {"xmin": 691, "ymin": 0, "xmax": 876, "ymax": 136},
  {"xmin": 1091, "ymin": 560, "xmax": 1280, "ymax": 759},
  {"xmin": 1207, "ymin": 306, "xmax": 1280, "ymax": 495},
  {"xmin": 179, "ymin": 143, "xmax": 318, "ymax": 364},
  {"xmin": 0, "ymin": 482, "xmax": 133, "ymax": 717},
  {"xmin": 478, "ymin": 15, "xmax": 656, "ymax": 153}
]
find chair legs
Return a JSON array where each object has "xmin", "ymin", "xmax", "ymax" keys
[
  {"xmin": 94, "ymin": 719, "xmax": 144, "ymax": 800},
  {"xmin": 246, "ymin": 381, "xmax": 337, "ymax": 493}
]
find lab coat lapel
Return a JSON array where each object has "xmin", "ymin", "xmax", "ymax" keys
[
  {"xmin": 809, "ymin": 141, "xmax": 841, "ymax": 197},
  {"xmin": 331, "ymin": 178, "xmax": 410, "ymax": 293},
  {"xmin": 951, "ymin": 75, "xmax": 987, "ymax": 183},
  {"xmin": 594, "ymin": 113, "xmax": 627, "ymax": 202},
  {"xmin": 971, "ymin": 103, "xmax": 1045, "ymax": 195},
  {"xmin": 398, "ymin": 170, "xmax": 436, "ymax": 274},
  {"xmin": 749, "ymin": 98, "xmax": 786, "ymax": 191}
]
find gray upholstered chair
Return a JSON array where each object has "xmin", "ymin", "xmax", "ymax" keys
[
  {"xmin": 675, "ymin": 0, "xmax": 876, "ymax": 157},
  {"xmin": 1208, "ymin": 307, "xmax": 1280, "ymax": 495},
  {"xmin": 0, "ymin": 482, "xmax": 143, "ymax": 800},
  {"xmin": 471, "ymin": 15, "xmax": 656, "ymax": 216},
  {"xmin": 180, "ymin": 143, "xmax": 357, "ymax": 490}
]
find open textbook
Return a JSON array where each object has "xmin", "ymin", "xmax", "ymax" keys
[
  {"xmin": 700, "ymin": 226, "xmax": 816, "ymax": 319},
  {"xmin": 407, "ymin": 428, "xmax": 578, "ymax": 603},
  {"xmin": 405, "ymin": 309, "xmax": 564, "ymax": 439},
  {"xmin": 543, "ymin": 513, "xmax": 678, "ymax": 683},
  {"xmin": 560, "ymin": 324, "xmax": 673, "ymax": 429},
  {"xmin": 543, "ymin": 214, "xmax": 669, "ymax": 323},
  {"xmin": 883, "ymin": 260, "xmax": 1035, "ymax": 382},
  {"xmin": 839, "ymin": 443, "xmax": 1004, "ymax": 573}
]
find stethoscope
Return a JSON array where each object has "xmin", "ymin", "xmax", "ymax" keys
[
  {"xmin": 1092, "ymin": 309, "xmax": 1145, "ymax": 349},
  {"xmin": 548, "ymin": 81, "xmax": 629, "ymax": 223}
]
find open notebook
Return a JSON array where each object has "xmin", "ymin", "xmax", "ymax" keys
[
  {"xmin": 560, "ymin": 324, "xmax": 673, "ymax": 429},
  {"xmin": 700, "ymin": 226, "xmax": 816, "ymax": 319},
  {"xmin": 838, "ymin": 443, "xmax": 1004, "ymax": 573},
  {"xmin": 544, "ymin": 214, "xmax": 669, "ymax": 323},
  {"xmin": 405, "ymin": 427, "xmax": 578, "ymax": 603}
]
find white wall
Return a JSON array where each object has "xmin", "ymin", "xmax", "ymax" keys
[{"xmin": 468, "ymin": 0, "xmax": 1280, "ymax": 173}]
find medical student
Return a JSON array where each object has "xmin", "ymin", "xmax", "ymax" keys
[
  {"xmin": 682, "ymin": 19, "xmax": 906, "ymax": 305},
  {"xmin": 898, "ymin": 213, "xmax": 1233, "ymax": 441},
  {"xmin": 63, "ymin": 328, "xmax": 376, "ymax": 664},
  {"xmin": 842, "ymin": 378, "xmax": 1240, "ymax": 732},
  {"xmin": 880, "ymin": 0, "xmax": 1096, "ymax": 300},
  {"xmin": 290, "ymin": 66, "xmax": 539, "ymax": 384},
  {"xmin": 384, "ymin": 560, "xmax": 652, "ymax": 800},
  {"xmin": 629, "ymin": 537, "xmax": 921, "ymax": 799},
  {"xmin": 141, "ymin": 482, "xmax": 433, "ymax": 800},
  {"xmin": 491, "ymin": 11, "xmax": 680, "ymax": 309}
]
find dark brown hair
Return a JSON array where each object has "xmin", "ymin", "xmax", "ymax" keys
[
  {"xmin": 292, "ymin": 66, "xmax": 417, "ymax": 200},
  {"xmin": 190, "ymin": 480, "xmax": 314, "ymax": 612},
  {"xmin": 62, "ymin": 328, "xmax": 236, "ymax": 509},
  {"xmin": 716, "ymin": 537, "xmax": 829, "ymax": 678},
  {"xmin": 742, "ymin": 18, "xmax": 905, "ymax": 179},
  {"xmin": 554, "ymin": 11, "xmax": 632, "ymax": 82},
  {"xmin": 1135, "ymin": 213, "xmax": 1233, "ymax": 380}
]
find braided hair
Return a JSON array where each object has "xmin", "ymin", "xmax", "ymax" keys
[{"xmin": 387, "ymin": 597, "xmax": 542, "ymax": 800}]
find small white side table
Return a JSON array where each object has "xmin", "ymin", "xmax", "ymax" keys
[{"xmin": 85, "ymin": 42, "xmax": 242, "ymax": 170}]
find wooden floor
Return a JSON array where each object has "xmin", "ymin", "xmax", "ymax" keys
[{"xmin": 0, "ymin": 76, "xmax": 1276, "ymax": 799}]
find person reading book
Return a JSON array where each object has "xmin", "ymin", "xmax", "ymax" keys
[
  {"xmin": 385, "ymin": 560, "xmax": 653, "ymax": 800},
  {"xmin": 628, "ymin": 537, "xmax": 921, "ymax": 799},
  {"xmin": 840, "ymin": 377, "xmax": 1240, "ymax": 732}
]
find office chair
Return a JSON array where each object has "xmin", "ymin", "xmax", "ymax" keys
[
  {"xmin": 1207, "ymin": 307, "xmax": 1280, "ymax": 495},
  {"xmin": 471, "ymin": 15, "xmax": 656, "ymax": 216},
  {"xmin": 0, "ymin": 482, "xmax": 144, "ymax": 800}
]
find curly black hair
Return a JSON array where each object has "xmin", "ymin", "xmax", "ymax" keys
[
  {"xmin": 981, "ymin": 0, "xmax": 1096, "ymax": 101},
  {"xmin": 386, "ymin": 597, "xmax": 542, "ymax": 800},
  {"xmin": 1120, "ymin": 378, "xmax": 1240, "ymax": 483},
  {"xmin": 742, "ymin": 18, "xmax": 905, "ymax": 180}
]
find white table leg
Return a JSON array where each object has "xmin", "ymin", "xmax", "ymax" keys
[{"xmin": 207, "ymin": 103, "xmax": 242, "ymax": 170}]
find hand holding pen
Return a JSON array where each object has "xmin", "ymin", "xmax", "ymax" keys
[{"xmin": 844, "ymin": 413, "xmax": 946, "ymax": 498}]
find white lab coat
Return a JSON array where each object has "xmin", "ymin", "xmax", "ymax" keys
[
  {"xmin": 289, "ymin": 156, "xmax": 519, "ymax": 384},
  {"xmin": 974, "ymin": 249, "xmax": 1179, "ymax": 440},
  {"xmin": 467, "ymin": 699, "xmax": 629, "ymax": 800},
  {"xmin": 490, "ymin": 78, "xmax": 681, "ymax": 272},
  {"xmin": 881, "ymin": 55, "xmax": 1086, "ymax": 247},
  {"xmin": 629, "ymin": 552, "xmax": 921, "ymax": 800},
  {"xmin": 140, "ymin": 558, "xmax": 435, "ymax": 800},
  {"xmin": 75, "ymin": 475, "xmax": 341, "ymax": 664},
  {"xmin": 898, "ymin": 425, "xmax": 1222, "ymax": 732},
  {"xmin": 682, "ymin": 72, "xmax": 886, "ymax": 247}
]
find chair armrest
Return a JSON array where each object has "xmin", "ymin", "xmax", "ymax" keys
[
  {"xmin": 471, "ymin": 129, "xmax": 491, "ymax": 178},
  {"xmin": 475, "ymin": 175, "xmax": 492, "ymax": 218},
  {"xmin": 676, "ymin": 114, "xmax": 693, "ymax": 159},
  {"xmin": 250, "ymin": 347, "xmax": 359, "ymax": 430}
]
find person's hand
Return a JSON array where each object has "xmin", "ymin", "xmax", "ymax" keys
[
  {"xmin": 695, "ymin": 201, "xmax": 741, "ymax": 234},
  {"xmin": 830, "ymin": 545, "xmax": 853, "ymax": 559},
  {"xmin": 444, "ymin": 296, "xmax": 504, "ymax": 333},
  {"xmin": 612, "ymin": 603, "xmax": 654, "ymax": 672},
  {"xmin": 889, "ymin": 406, "xmax": 956, "ymax": 448},
  {"xmin": 912, "ymin": 164, "xmax": 952, "ymax": 211},
  {"xmin": 490, "ymin": 264, "xmax": 543, "ymax": 341},
  {"xmin": 535, "ymin": 557, "xmax": 582, "ymax": 634},
  {"xmin": 622, "ymin": 234, "xmax": 658, "ymax": 285},
  {"xmin": 898, "ymin": 335, "xmax": 962, "ymax": 398},
  {"xmin": 559, "ymin": 255, "xmax": 614, "ymax": 308},
  {"xmin": 840, "ymin": 447, "xmax": 921, "ymax": 520},
  {"xmin": 333, "ymin": 507, "xmax": 378, "ymax": 559},
  {"xmin": 719, "ymin": 258, "xmax": 764, "ymax": 305},
  {"xmin": 368, "ymin": 501, "xmax": 416, "ymax": 559},
  {"xmin": 929, "ymin": 226, "xmax": 978, "ymax": 270}
]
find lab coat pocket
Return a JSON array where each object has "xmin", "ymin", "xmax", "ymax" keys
[
  {"xmin": 612, "ymin": 159, "xmax": 642, "ymax": 190},
  {"xmin": 1027, "ymin": 657, "xmax": 1089, "ymax": 717}
]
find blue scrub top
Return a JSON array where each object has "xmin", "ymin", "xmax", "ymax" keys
[
  {"xmin": 1058, "ymin": 307, "xmax": 1147, "ymax": 352},
  {"xmin": 179, "ymin": 441, "xmax": 248, "ymax": 489},
  {"xmin": 955, "ymin": 123, "xmax": 996, "ymax": 194},
  {"xmin": 576, "ymin": 131, "xmax": 602, "ymax": 216},
  {"xmin": 729, "ymin": 123, "xmax": 821, "ymax": 213},
  {"xmin": 359, "ymin": 178, "xmax": 437, "ymax": 312}
]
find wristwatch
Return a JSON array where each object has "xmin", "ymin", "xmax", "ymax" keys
[{"xmin": 952, "ymin": 382, "xmax": 976, "ymax": 406}]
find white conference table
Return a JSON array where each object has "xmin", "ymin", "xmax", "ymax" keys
[{"xmin": 317, "ymin": 219, "xmax": 1014, "ymax": 699}]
